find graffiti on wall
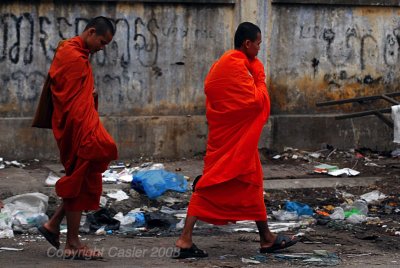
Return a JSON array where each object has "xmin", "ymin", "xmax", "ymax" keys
[
  {"xmin": 299, "ymin": 23, "xmax": 400, "ymax": 86},
  {"xmin": 0, "ymin": 12, "xmax": 218, "ymax": 116}
]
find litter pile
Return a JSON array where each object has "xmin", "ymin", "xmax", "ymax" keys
[{"xmin": 0, "ymin": 158, "xmax": 26, "ymax": 169}]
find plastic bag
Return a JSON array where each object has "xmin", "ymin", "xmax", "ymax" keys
[
  {"xmin": 285, "ymin": 201, "xmax": 314, "ymax": 216},
  {"xmin": 131, "ymin": 170, "xmax": 187, "ymax": 199},
  {"xmin": 272, "ymin": 210, "xmax": 298, "ymax": 221},
  {"xmin": 329, "ymin": 207, "xmax": 345, "ymax": 220},
  {"xmin": 2, "ymin": 193, "xmax": 49, "ymax": 232}
]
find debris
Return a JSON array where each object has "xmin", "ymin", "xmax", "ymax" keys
[
  {"xmin": 241, "ymin": 257, "xmax": 261, "ymax": 264},
  {"xmin": 106, "ymin": 190, "xmax": 129, "ymax": 202},
  {"xmin": 360, "ymin": 190, "xmax": 387, "ymax": 204},
  {"xmin": 109, "ymin": 164, "xmax": 126, "ymax": 169},
  {"xmin": 86, "ymin": 208, "xmax": 120, "ymax": 232},
  {"xmin": 99, "ymin": 196, "xmax": 108, "ymax": 208},
  {"xmin": 44, "ymin": 172, "xmax": 61, "ymax": 186},
  {"xmin": 113, "ymin": 210, "xmax": 146, "ymax": 233},
  {"xmin": 391, "ymin": 148, "xmax": 400, "ymax": 157},
  {"xmin": 157, "ymin": 196, "xmax": 182, "ymax": 205},
  {"xmin": 10, "ymin": 160, "xmax": 26, "ymax": 168},
  {"xmin": 272, "ymin": 210, "xmax": 298, "ymax": 221},
  {"xmin": 329, "ymin": 207, "xmax": 345, "ymax": 220},
  {"xmin": 102, "ymin": 170, "xmax": 119, "ymax": 184},
  {"xmin": 0, "ymin": 247, "xmax": 23, "ymax": 251},
  {"xmin": 309, "ymin": 153, "xmax": 321, "ymax": 159},
  {"xmin": 0, "ymin": 229, "xmax": 14, "ymax": 239},
  {"xmin": 272, "ymin": 155, "xmax": 281, "ymax": 160},
  {"xmin": 274, "ymin": 250, "xmax": 340, "ymax": 266},
  {"xmin": 328, "ymin": 168, "xmax": 360, "ymax": 177},
  {"xmin": 364, "ymin": 162, "xmax": 385, "ymax": 167},
  {"xmin": 285, "ymin": 201, "xmax": 314, "ymax": 216},
  {"xmin": 2, "ymin": 193, "xmax": 49, "ymax": 233},
  {"xmin": 314, "ymin": 164, "xmax": 338, "ymax": 174},
  {"xmin": 131, "ymin": 170, "xmax": 187, "ymax": 199}
]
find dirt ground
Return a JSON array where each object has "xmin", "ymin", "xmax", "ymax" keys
[{"xmin": 0, "ymin": 148, "xmax": 399, "ymax": 267}]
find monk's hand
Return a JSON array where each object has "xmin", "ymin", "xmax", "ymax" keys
[{"xmin": 92, "ymin": 88, "xmax": 98, "ymax": 98}]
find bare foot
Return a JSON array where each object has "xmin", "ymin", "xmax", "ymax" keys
[
  {"xmin": 260, "ymin": 233, "xmax": 277, "ymax": 249},
  {"xmin": 175, "ymin": 237, "xmax": 193, "ymax": 249}
]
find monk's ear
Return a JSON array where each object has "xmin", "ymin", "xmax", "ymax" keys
[
  {"xmin": 88, "ymin": 27, "xmax": 97, "ymax": 36},
  {"xmin": 244, "ymin": 39, "xmax": 251, "ymax": 49}
]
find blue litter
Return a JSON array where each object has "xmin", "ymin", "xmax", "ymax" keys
[
  {"xmin": 285, "ymin": 201, "xmax": 314, "ymax": 216},
  {"xmin": 131, "ymin": 170, "xmax": 188, "ymax": 199}
]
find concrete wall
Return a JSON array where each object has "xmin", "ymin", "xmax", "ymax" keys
[
  {"xmin": 270, "ymin": 4, "xmax": 400, "ymax": 114},
  {"xmin": 0, "ymin": 0, "xmax": 397, "ymax": 160},
  {"xmin": 0, "ymin": 1, "xmax": 236, "ymax": 159}
]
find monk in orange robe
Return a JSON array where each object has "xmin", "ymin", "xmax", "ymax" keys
[
  {"xmin": 37, "ymin": 16, "xmax": 118, "ymax": 259},
  {"xmin": 175, "ymin": 22, "xmax": 297, "ymax": 258}
]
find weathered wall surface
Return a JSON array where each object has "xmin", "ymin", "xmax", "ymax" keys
[
  {"xmin": 0, "ymin": 0, "xmax": 397, "ymax": 160},
  {"xmin": 0, "ymin": 2, "xmax": 233, "ymax": 117},
  {"xmin": 270, "ymin": 4, "xmax": 400, "ymax": 114},
  {"xmin": 0, "ymin": 1, "xmax": 236, "ymax": 159}
]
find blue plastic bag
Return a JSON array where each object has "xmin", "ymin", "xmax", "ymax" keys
[
  {"xmin": 131, "ymin": 170, "xmax": 187, "ymax": 199},
  {"xmin": 285, "ymin": 201, "xmax": 313, "ymax": 216}
]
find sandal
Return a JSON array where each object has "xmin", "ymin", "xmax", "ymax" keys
[
  {"xmin": 38, "ymin": 225, "xmax": 60, "ymax": 249},
  {"xmin": 259, "ymin": 234, "xmax": 298, "ymax": 253},
  {"xmin": 63, "ymin": 245, "xmax": 103, "ymax": 260},
  {"xmin": 173, "ymin": 243, "xmax": 208, "ymax": 259}
]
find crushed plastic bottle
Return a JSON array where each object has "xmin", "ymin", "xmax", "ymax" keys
[
  {"xmin": 352, "ymin": 200, "xmax": 368, "ymax": 215},
  {"xmin": 330, "ymin": 207, "xmax": 345, "ymax": 220}
]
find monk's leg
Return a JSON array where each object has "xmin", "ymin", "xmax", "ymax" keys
[
  {"xmin": 65, "ymin": 210, "xmax": 83, "ymax": 249},
  {"xmin": 256, "ymin": 220, "xmax": 277, "ymax": 248},
  {"xmin": 44, "ymin": 203, "xmax": 65, "ymax": 235},
  {"xmin": 175, "ymin": 215, "xmax": 197, "ymax": 248}
]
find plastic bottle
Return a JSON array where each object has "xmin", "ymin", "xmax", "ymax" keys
[
  {"xmin": 330, "ymin": 207, "xmax": 345, "ymax": 220},
  {"xmin": 352, "ymin": 199, "xmax": 368, "ymax": 215}
]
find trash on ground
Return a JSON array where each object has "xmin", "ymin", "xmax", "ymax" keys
[
  {"xmin": 106, "ymin": 190, "xmax": 129, "ymax": 202},
  {"xmin": 274, "ymin": 250, "xmax": 340, "ymax": 266},
  {"xmin": 0, "ymin": 247, "xmax": 23, "ymax": 251},
  {"xmin": 131, "ymin": 169, "xmax": 187, "ymax": 199},
  {"xmin": 285, "ymin": 201, "xmax": 314, "ymax": 216},
  {"xmin": 391, "ymin": 148, "xmax": 400, "ymax": 157},
  {"xmin": 241, "ymin": 257, "xmax": 260, "ymax": 264},
  {"xmin": 113, "ymin": 210, "xmax": 146, "ymax": 233},
  {"xmin": 328, "ymin": 168, "xmax": 360, "ymax": 177},
  {"xmin": 314, "ymin": 164, "xmax": 338, "ymax": 174},
  {"xmin": 1, "ymin": 193, "xmax": 49, "ymax": 233},
  {"xmin": 86, "ymin": 208, "xmax": 120, "ymax": 232},
  {"xmin": 360, "ymin": 190, "xmax": 387, "ymax": 204},
  {"xmin": 44, "ymin": 172, "xmax": 61, "ymax": 186}
]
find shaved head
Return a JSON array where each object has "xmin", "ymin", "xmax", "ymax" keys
[{"xmin": 84, "ymin": 16, "xmax": 115, "ymax": 36}]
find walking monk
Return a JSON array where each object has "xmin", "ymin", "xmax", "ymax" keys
[
  {"xmin": 37, "ymin": 16, "xmax": 118, "ymax": 259},
  {"xmin": 175, "ymin": 22, "xmax": 297, "ymax": 258}
]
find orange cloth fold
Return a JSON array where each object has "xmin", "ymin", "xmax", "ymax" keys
[
  {"xmin": 188, "ymin": 50, "xmax": 270, "ymax": 224},
  {"xmin": 49, "ymin": 36, "xmax": 118, "ymax": 211}
]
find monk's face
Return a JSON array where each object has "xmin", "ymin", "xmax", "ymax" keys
[
  {"xmin": 244, "ymin": 32, "xmax": 262, "ymax": 59},
  {"xmin": 86, "ymin": 28, "xmax": 113, "ymax": 54}
]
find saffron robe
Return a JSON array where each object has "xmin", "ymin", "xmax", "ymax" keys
[
  {"xmin": 187, "ymin": 50, "xmax": 270, "ymax": 224},
  {"xmin": 49, "ymin": 36, "xmax": 118, "ymax": 211}
]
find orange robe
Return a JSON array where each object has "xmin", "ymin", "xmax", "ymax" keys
[
  {"xmin": 187, "ymin": 50, "xmax": 270, "ymax": 225},
  {"xmin": 49, "ymin": 36, "xmax": 118, "ymax": 211}
]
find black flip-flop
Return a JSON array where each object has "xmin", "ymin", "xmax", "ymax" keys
[
  {"xmin": 173, "ymin": 243, "xmax": 208, "ymax": 259},
  {"xmin": 38, "ymin": 225, "xmax": 60, "ymax": 249},
  {"xmin": 259, "ymin": 234, "xmax": 298, "ymax": 253}
]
